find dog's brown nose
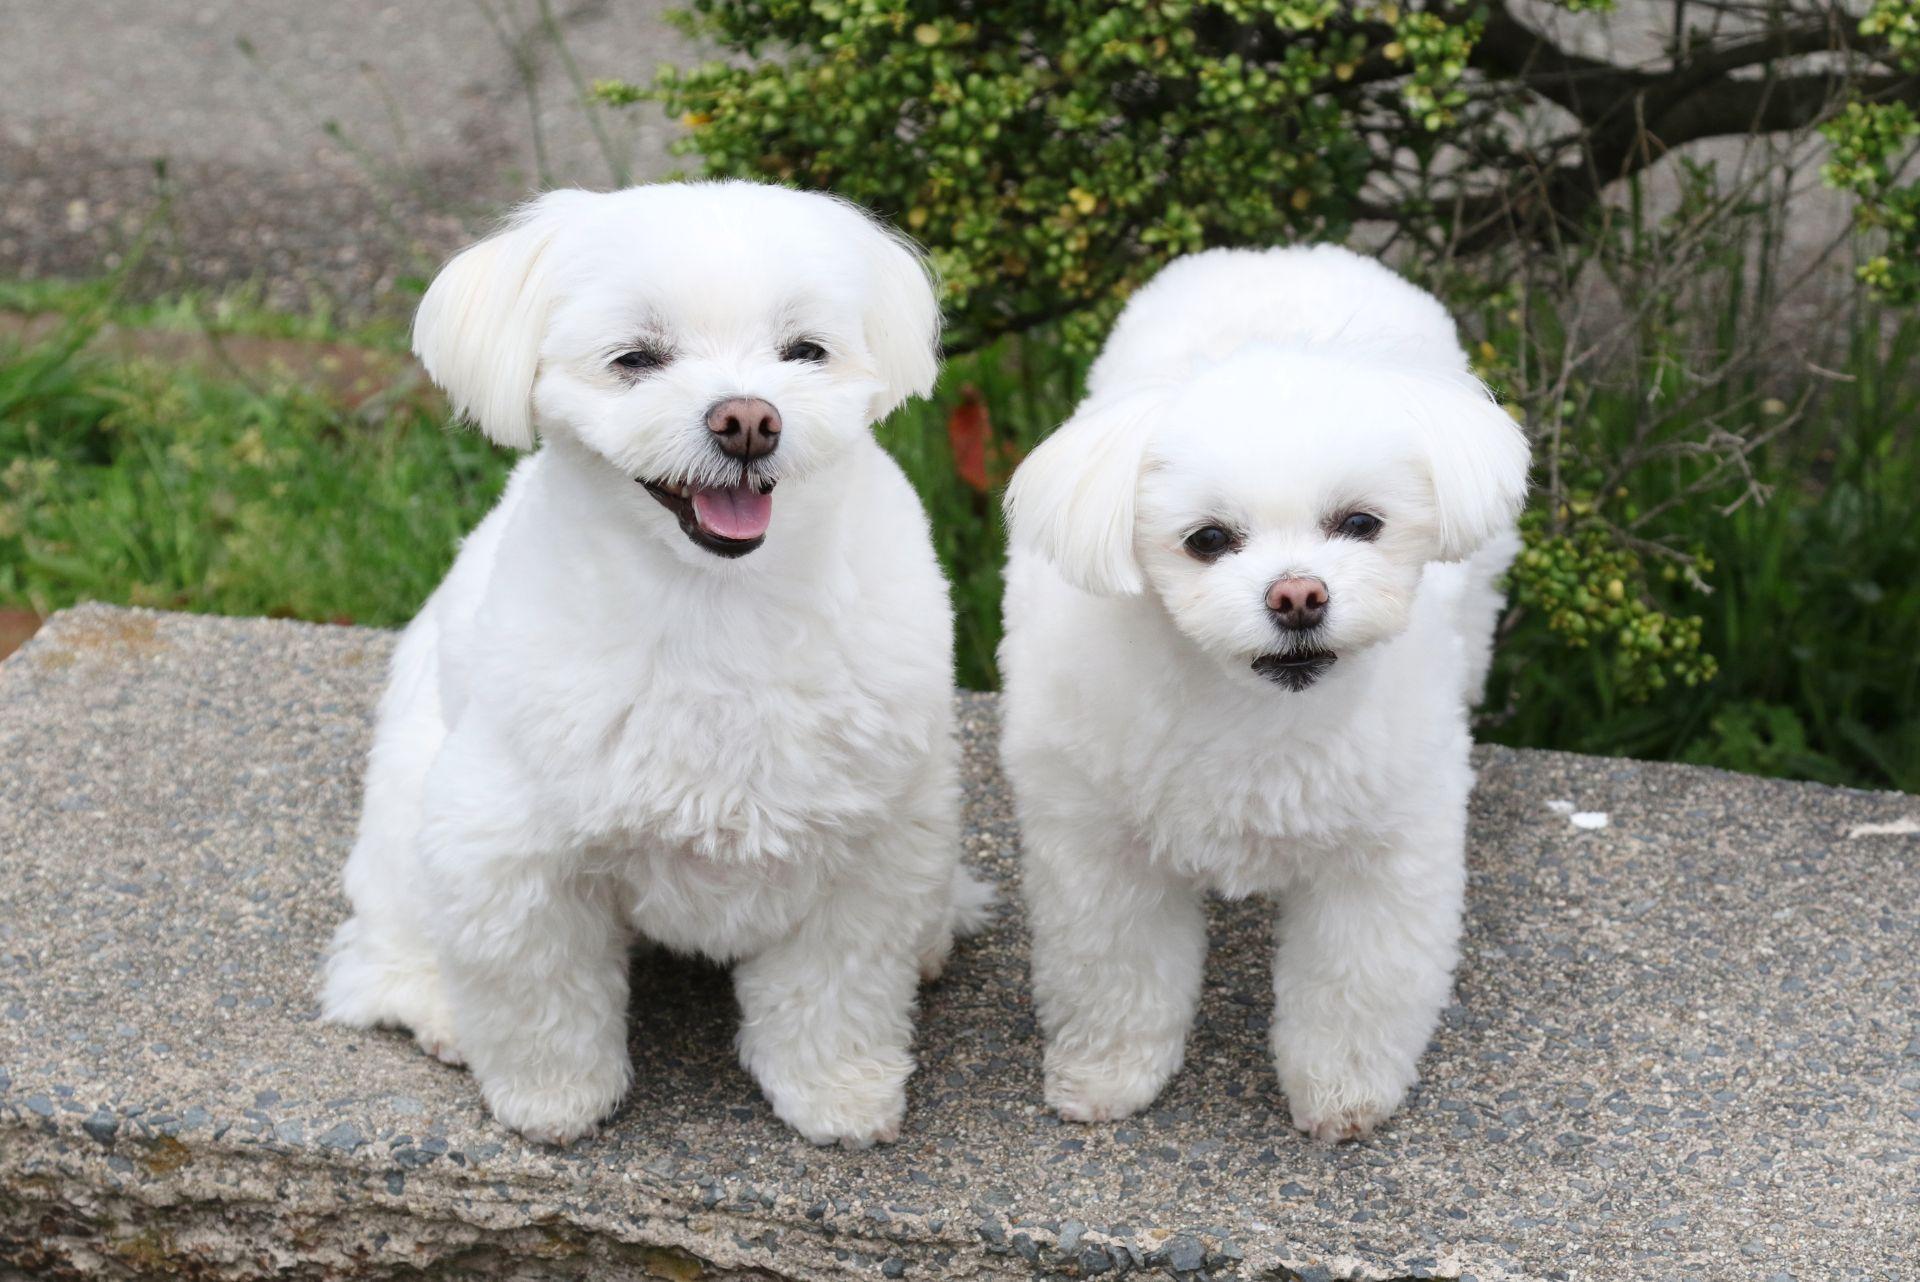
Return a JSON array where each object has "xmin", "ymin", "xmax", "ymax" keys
[
  {"xmin": 706, "ymin": 397, "xmax": 782, "ymax": 461},
  {"xmin": 1266, "ymin": 576, "xmax": 1329, "ymax": 630}
]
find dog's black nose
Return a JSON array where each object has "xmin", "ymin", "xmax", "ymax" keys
[
  {"xmin": 1266, "ymin": 576, "xmax": 1328, "ymax": 630},
  {"xmin": 706, "ymin": 397, "xmax": 782, "ymax": 461}
]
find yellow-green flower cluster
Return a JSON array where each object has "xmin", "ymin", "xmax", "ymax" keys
[
  {"xmin": 1861, "ymin": 0, "xmax": 1920, "ymax": 60},
  {"xmin": 1821, "ymin": 6, "xmax": 1920, "ymax": 302},
  {"xmin": 1508, "ymin": 508, "xmax": 1717, "ymax": 703},
  {"xmin": 1392, "ymin": 8, "xmax": 1479, "ymax": 131}
]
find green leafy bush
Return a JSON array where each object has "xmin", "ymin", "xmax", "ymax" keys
[
  {"xmin": 1824, "ymin": 96, "xmax": 1920, "ymax": 300},
  {"xmin": 612, "ymin": 0, "xmax": 1920, "ymax": 351},
  {"xmin": 1478, "ymin": 300, "xmax": 1920, "ymax": 789}
]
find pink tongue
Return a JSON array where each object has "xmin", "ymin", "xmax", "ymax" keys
[{"xmin": 691, "ymin": 483, "xmax": 773, "ymax": 541}]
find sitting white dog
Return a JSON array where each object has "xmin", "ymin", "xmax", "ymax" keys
[
  {"xmin": 999, "ymin": 245, "xmax": 1528, "ymax": 1141},
  {"xmin": 321, "ymin": 181, "xmax": 988, "ymax": 1148}
]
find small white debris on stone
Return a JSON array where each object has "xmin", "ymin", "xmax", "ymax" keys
[
  {"xmin": 1846, "ymin": 816, "xmax": 1920, "ymax": 839},
  {"xmin": 1547, "ymin": 799, "xmax": 1607, "ymax": 829}
]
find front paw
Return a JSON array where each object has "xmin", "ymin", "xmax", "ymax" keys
[
  {"xmin": 1272, "ymin": 1042, "xmax": 1411, "ymax": 1144},
  {"xmin": 480, "ymin": 1059, "xmax": 632, "ymax": 1146},
  {"xmin": 1044, "ymin": 1038, "xmax": 1183, "ymax": 1123},
  {"xmin": 915, "ymin": 928, "xmax": 957, "ymax": 982},
  {"xmin": 753, "ymin": 1051, "xmax": 911, "ymax": 1149},
  {"xmin": 1288, "ymin": 1097, "xmax": 1394, "ymax": 1144},
  {"xmin": 415, "ymin": 1031, "xmax": 466, "ymax": 1068},
  {"xmin": 410, "ymin": 998, "xmax": 466, "ymax": 1067}
]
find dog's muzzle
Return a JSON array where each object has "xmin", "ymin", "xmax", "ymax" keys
[
  {"xmin": 639, "ymin": 397, "xmax": 789, "ymax": 558},
  {"xmin": 642, "ymin": 471, "xmax": 779, "ymax": 559},
  {"xmin": 1252, "ymin": 649, "xmax": 1337, "ymax": 692}
]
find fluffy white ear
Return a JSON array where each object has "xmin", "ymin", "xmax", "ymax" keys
[
  {"xmin": 1003, "ymin": 388, "xmax": 1162, "ymax": 596},
  {"xmin": 1414, "ymin": 375, "xmax": 1532, "ymax": 561},
  {"xmin": 852, "ymin": 213, "xmax": 941, "ymax": 419},
  {"xmin": 412, "ymin": 190, "xmax": 590, "ymax": 449}
]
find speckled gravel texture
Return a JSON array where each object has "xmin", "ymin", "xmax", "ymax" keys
[
  {"xmin": 2, "ymin": 605, "xmax": 1916, "ymax": 1281},
  {"xmin": 1, "ymin": 0, "xmax": 691, "ymax": 318}
]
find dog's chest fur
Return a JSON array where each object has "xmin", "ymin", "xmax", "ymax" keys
[
  {"xmin": 1067, "ymin": 654, "xmax": 1469, "ymax": 899},
  {"xmin": 1135, "ymin": 709, "xmax": 1412, "ymax": 894},
  {"xmin": 537, "ymin": 583, "xmax": 936, "ymax": 804},
  {"xmin": 447, "ymin": 449, "xmax": 953, "ymax": 956},
  {"xmin": 610, "ymin": 628, "xmax": 943, "ymax": 951}
]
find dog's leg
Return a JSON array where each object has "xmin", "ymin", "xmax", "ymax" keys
[
  {"xmin": 416, "ymin": 738, "xmax": 633, "ymax": 1146},
  {"xmin": 912, "ymin": 862, "xmax": 997, "ymax": 982},
  {"xmin": 732, "ymin": 866, "xmax": 932, "ymax": 1149},
  {"xmin": 427, "ymin": 853, "xmax": 632, "ymax": 1145},
  {"xmin": 321, "ymin": 614, "xmax": 455, "ymax": 1058},
  {"xmin": 1270, "ymin": 836, "xmax": 1465, "ymax": 1143},
  {"xmin": 1023, "ymin": 811, "xmax": 1205, "ymax": 1123}
]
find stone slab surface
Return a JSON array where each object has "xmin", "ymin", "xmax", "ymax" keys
[{"xmin": 1, "ymin": 604, "xmax": 1916, "ymax": 1281}]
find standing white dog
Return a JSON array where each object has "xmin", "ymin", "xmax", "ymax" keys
[
  {"xmin": 321, "ymin": 181, "xmax": 989, "ymax": 1148},
  {"xmin": 999, "ymin": 246, "xmax": 1528, "ymax": 1142}
]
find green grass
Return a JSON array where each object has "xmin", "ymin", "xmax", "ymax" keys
[
  {"xmin": 0, "ymin": 308, "xmax": 507, "ymax": 625},
  {"xmin": 0, "ymin": 276, "xmax": 413, "ymax": 349},
  {"xmin": 1482, "ymin": 313, "xmax": 1920, "ymax": 791},
  {"xmin": 3, "ymin": 283, "xmax": 1916, "ymax": 793}
]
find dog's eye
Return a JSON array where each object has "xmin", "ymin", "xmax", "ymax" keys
[
  {"xmin": 1336, "ymin": 512, "xmax": 1384, "ymax": 540},
  {"xmin": 781, "ymin": 339, "xmax": 828, "ymax": 364},
  {"xmin": 612, "ymin": 348, "xmax": 668, "ymax": 374},
  {"xmin": 1183, "ymin": 525, "xmax": 1235, "ymax": 559}
]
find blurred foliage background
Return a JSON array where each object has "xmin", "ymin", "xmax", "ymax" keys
[{"xmin": 3, "ymin": 0, "xmax": 1918, "ymax": 791}]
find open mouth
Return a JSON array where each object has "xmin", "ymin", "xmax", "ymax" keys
[
  {"xmin": 641, "ymin": 476, "xmax": 777, "ymax": 558},
  {"xmin": 1251, "ymin": 649, "xmax": 1337, "ymax": 692}
]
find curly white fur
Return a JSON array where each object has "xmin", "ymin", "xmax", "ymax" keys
[
  {"xmin": 321, "ymin": 181, "xmax": 989, "ymax": 1148},
  {"xmin": 999, "ymin": 245, "xmax": 1527, "ymax": 1141}
]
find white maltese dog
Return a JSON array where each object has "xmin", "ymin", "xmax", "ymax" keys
[
  {"xmin": 321, "ymin": 181, "xmax": 989, "ymax": 1148},
  {"xmin": 999, "ymin": 245, "xmax": 1528, "ymax": 1142}
]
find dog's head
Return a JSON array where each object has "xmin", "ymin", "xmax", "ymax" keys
[
  {"xmin": 1006, "ymin": 345, "xmax": 1528, "ymax": 691},
  {"xmin": 412, "ymin": 181, "xmax": 939, "ymax": 559}
]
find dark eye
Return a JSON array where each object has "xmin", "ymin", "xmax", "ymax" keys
[
  {"xmin": 612, "ymin": 347, "xmax": 667, "ymax": 374},
  {"xmin": 1183, "ymin": 525, "xmax": 1235, "ymax": 559},
  {"xmin": 781, "ymin": 339, "xmax": 828, "ymax": 364},
  {"xmin": 1336, "ymin": 512, "xmax": 1384, "ymax": 540}
]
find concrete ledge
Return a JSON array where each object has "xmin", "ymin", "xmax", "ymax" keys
[{"xmin": 2, "ymin": 604, "xmax": 1916, "ymax": 1280}]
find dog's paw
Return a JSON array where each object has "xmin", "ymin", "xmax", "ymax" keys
[
  {"xmin": 480, "ymin": 1062, "xmax": 631, "ymax": 1147},
  {"xmin": 757, "ymin": 1053, "xmax": 911, "ymax": 1149},
  {"xmin": 1273, "ymin": 1049, "xmax": 1408, "ymax": 1145},
  {"xmin": 1043, "ymin": 1042, "xmax": 1181, "ymax": 1124},
  {"xmin": 1288, "ymin": 1099, "xmax": 1392, "ymax": 1144},
  {"xmin": 915, "ymin": 931, "xmax": 956, "ymax": 983},
  {"xmin": 415, "ymin": 1032, "xmax": 466, "ymax": 1068},
  {"xmin": 410, "ymin": 1000, "xmax": 466, "ymax": 1067},
  {"xmin": 914, "ymin": 868, "xmax": 998, "ymax": 982}
]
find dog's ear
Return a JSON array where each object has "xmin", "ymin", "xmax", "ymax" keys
[
  {"xmin": 412, "ymin": 190, "xmax": 592, "ymax": 450},
  {"xmin": 853, "ymin": 214, "xmax": 942, "ymax": 419},
  {"xmin": 1004, "ymin": 389, "xmax": 1161, "ymax": 596},
  {"xmin": 1412, "ymin": 374, "xmax": 1532, "ymax": 561}
]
